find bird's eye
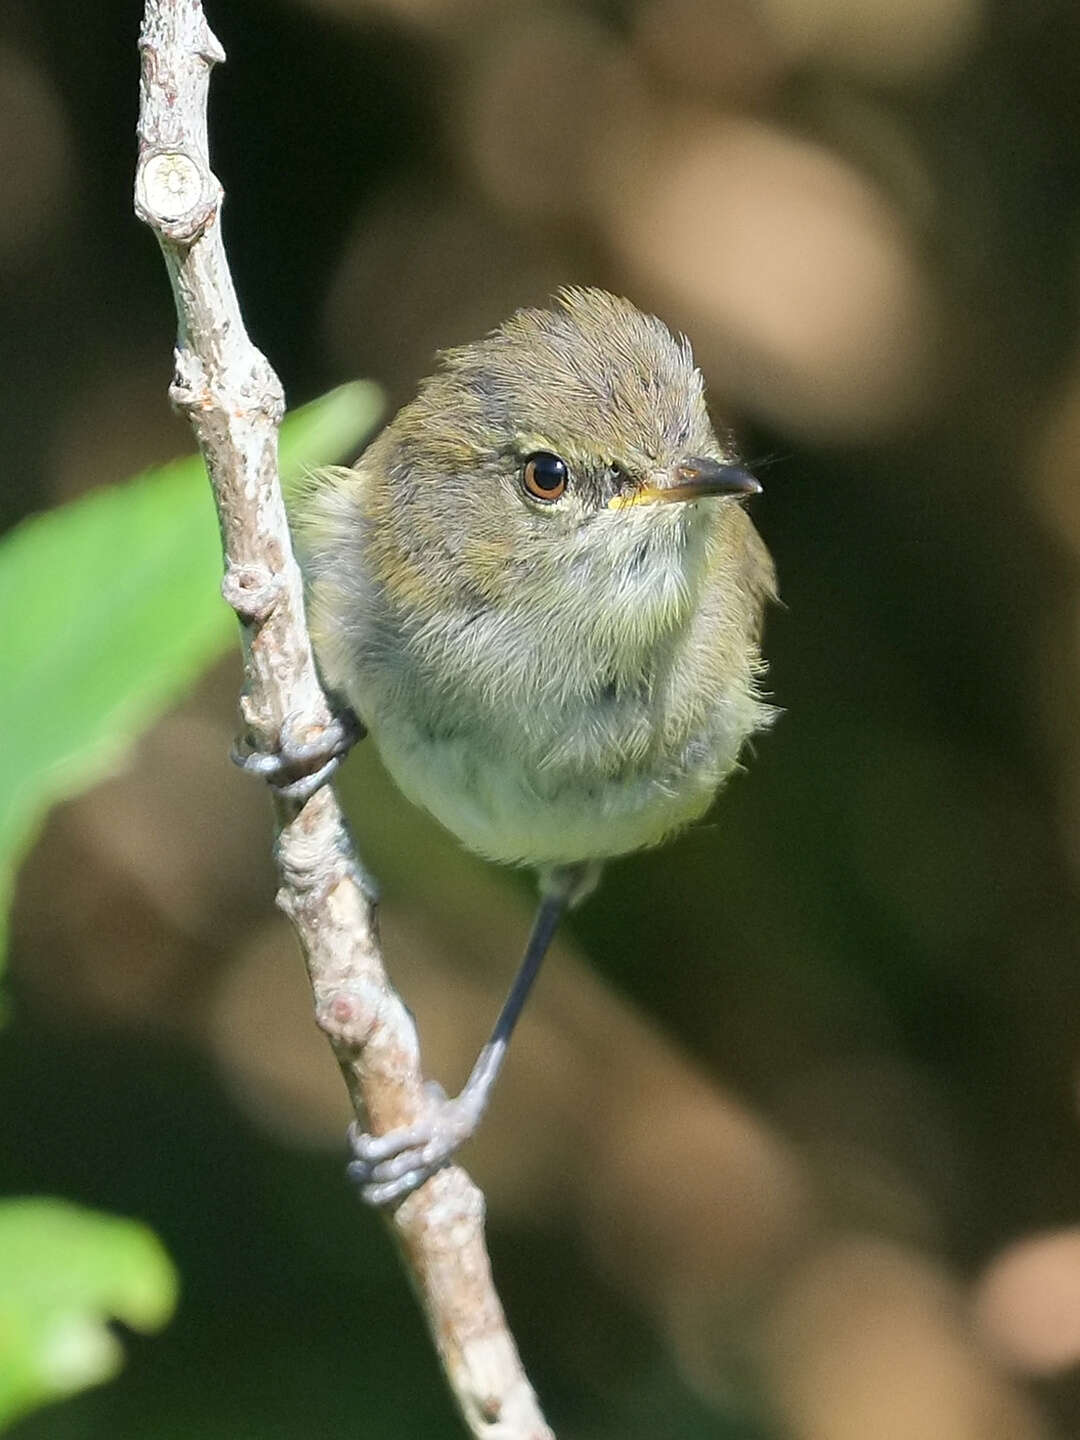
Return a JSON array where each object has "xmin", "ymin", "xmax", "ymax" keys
[{"xmin": 522, "ymin": 451, "xmax": 568, "ymax": 501}]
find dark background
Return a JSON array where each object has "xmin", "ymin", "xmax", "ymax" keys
[{"xmin": 5, "ymin": 0, "xmax": 1080, "ymax": 1435}]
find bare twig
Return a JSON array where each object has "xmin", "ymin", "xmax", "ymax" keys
[{"xmin": 134, "ymin": 4, "xmax": 553, "ymax": 1435}]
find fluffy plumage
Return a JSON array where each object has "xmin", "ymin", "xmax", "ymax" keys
[{"xmin": 297, "ymin": 288, "xmax": 775, "ymax": 868}]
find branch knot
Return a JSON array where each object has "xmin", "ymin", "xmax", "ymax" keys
[
  {"xmin": 222, "ymin": 564, "xmax": 282, "ymax": 623},
  {"xmin": 135, "ymin": 148, "xmax": 217, "ymax": 240}
]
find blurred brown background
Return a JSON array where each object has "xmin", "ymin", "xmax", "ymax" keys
[{"xmin": 6, "ymin": 0, "xmax": 1080, "ymax": 1435}]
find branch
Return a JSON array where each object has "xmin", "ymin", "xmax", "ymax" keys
[{"xmin": 134, "ymin": 5, "xmax": 553, "ymax": 1435}]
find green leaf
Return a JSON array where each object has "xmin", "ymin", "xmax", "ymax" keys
[
  {"xmin": 0, "ymin": 381, "xmax": 382, "ymax": 959},
  {"xmin": 0, "ymin": 1197, "xmax": 178, "ymax": 1429}
]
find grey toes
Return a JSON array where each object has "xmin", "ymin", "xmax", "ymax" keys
[{"xmin": 231, "ymin": 708, "xmax": 364, "ymax": 799}]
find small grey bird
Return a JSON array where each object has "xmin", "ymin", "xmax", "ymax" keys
[{"xmin": 295, "ymin": 288, "xmax": 776, "ymax": 1204}]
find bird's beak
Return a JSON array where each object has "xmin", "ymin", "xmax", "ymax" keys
[{"xmin": 608, "ymin": 457, "xmax": 762, "ymax": 509}]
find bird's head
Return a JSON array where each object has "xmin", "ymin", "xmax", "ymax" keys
[{"xmin": 327, "ymin": 289, "xmax": 761, "ymax": 631}]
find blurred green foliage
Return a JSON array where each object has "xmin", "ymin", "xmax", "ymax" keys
[
  {"xmin": 0, "ymin": 383, "xmax": 381, "ymax": 960},
  {"xmin": 0, "ymin": 384, "xmax": 379, "ymax": 1430},
  {"xmin": 0, "ymin": 1199, "xmax": 177, "ymax": 1431}
]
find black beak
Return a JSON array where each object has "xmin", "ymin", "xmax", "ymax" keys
[
  {"xmin": 607, "ymin": 456, "xmax": 762, "ymax": 510},
  {"xmin": 668, "ymin": 457, "xmax": 762, "ymax": 501}
]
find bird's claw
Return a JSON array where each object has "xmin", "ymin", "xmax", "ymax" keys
[
  {"xmin": 231, "ymin": 709, "xmax": 364, "ymax": 801},
  {"xmin": 347, "ymin": 1083, "xmax": 485, "ymax": 1208}
]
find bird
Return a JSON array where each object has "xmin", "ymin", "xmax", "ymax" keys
[{"xmin": 291, "ymin": 287, "xmax": 776, "ymax": 1205}]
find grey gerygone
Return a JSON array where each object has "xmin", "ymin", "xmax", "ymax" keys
[{"xmin": 295, "ymin": 288, "xmax": 776, "ymax": 1204}]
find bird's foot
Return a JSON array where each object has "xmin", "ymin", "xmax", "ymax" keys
[
  {"xmin": 347, "ymin": 1076, "xmax": 492, "ymax": 1208},
  {"xmin": 231, "ymin": 709, "xmax": 364, "ymax": 801}
]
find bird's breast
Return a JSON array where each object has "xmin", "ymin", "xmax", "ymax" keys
[
  {"xmin": 360, "ymin": 587, "xmax": 761, "ymax": 867},
  {"xmin": 311, "ymin": 505, "xmax": 770, "ymax": 866}
]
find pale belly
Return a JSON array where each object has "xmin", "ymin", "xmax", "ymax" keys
[{"xmin": 370, "ymin": 698, "xmax": 750, "ymax": 868}]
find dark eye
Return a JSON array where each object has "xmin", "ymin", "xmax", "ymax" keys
[{"xmin": 522, "ymin": 451, "xmax": 568, "ymax": 501}]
